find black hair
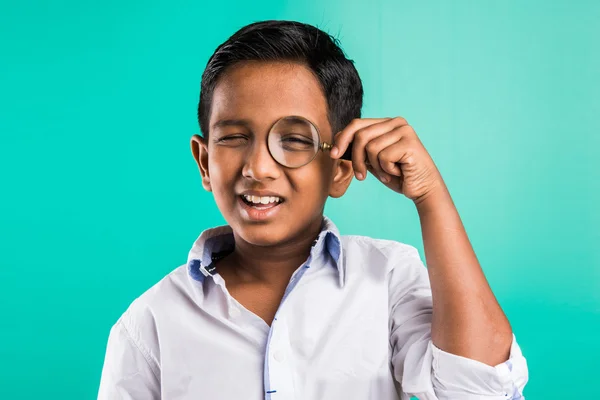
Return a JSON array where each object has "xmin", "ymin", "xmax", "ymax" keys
[{"xmin": 197, "ymin": 20, "xmax": 363, "ymax": 137}]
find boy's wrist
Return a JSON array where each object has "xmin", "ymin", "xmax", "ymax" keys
[{"xmin": 413, "ymin": 180, "xmax": 452, "ymax": 214}]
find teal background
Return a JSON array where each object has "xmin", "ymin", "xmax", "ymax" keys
[{"xmin": 1, "ymin": 0, "xmax": 598, "ymax": 398}]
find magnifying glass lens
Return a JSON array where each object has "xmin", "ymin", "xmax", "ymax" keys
[{"xmin": 268, "ymin": 116, "xmax": 320, "ymax": 168}]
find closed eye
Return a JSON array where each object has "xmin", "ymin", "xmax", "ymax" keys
[
  {"xmin": 279, "ymin": 135, "xmax": 315, "ymax": 151},
  {"xmin": 281, "ymin": 136, "xmax": 313, "ymax": 145},
  {"xmin": 215, "ymin": 135, "xmax": 248, "ymax": 145}
]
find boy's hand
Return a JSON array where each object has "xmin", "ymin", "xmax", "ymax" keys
[{"xmin": 330, "ymin": 117, "xmax": 444, "ymax": 204}]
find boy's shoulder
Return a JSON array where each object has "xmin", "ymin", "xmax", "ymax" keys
[
  {"xmin": 113, "ymin": 263, "xmax": 193, "ymax": 340},
  {"xmin": 339, "ymin": 234, "xmax": 429, "ymax": 293},
  {"xmin": 340, "ymin": 234, "xmax": 422, "ymax": 266}
]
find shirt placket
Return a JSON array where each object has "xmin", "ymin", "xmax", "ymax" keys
[{"xmin": 263, "ymin": 260, "xmax": 313, "ymax": 400}]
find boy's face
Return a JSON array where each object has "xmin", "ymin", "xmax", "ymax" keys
[{"xmin": 191, "ymin": 61, "xmax": 353, "ymax": 247}]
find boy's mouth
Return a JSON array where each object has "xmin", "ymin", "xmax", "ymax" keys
[
  {"xmin": 237, "ymin": 192, "xmax": 285, "ymax": 221},
  {"xmin": 239, "ymin": 194, "xmax": 284, "ymax": 209}
]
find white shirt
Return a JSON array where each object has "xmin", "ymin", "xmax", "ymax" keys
[{"xmin": 98, "ymin": 216, "xmax": 528, "ymax": 400}]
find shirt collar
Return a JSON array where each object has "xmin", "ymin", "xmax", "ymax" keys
[{"xmin": 186, "ymin": 215, "xmax": 345, "ymax": 287}]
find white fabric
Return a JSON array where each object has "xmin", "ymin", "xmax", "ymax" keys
[{"xmin": 98, "ymin": 216, "xmax": 528, "ymax": 400}]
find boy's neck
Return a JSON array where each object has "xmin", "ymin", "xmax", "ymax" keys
[{"xmin": 226, "ymin": 217, "xmax": 323, "ymax": 287}]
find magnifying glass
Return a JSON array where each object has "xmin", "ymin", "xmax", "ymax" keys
[{"xmin": 267, "ymin": 115, "xmax": 353, "ymax": 168}]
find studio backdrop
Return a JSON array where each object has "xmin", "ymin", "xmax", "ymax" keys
[{"xmin": 1, "ymin": 0, "xmax": 598, "ymax": 398}]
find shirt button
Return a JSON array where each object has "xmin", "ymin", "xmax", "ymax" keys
[{"xmin": 273, "ymin": 350, "xmax": 285, "ymax": 362}]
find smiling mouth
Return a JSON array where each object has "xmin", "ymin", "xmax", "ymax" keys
[{"xmin": 240, "ymin": 194, "xmax": 284, "ymax": 208}]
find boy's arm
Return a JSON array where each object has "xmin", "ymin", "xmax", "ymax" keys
[
  {"xmin": 415, "ymin": 181, "xmax": 512, "ymax": 366},
  {"xmin": 331, "ymin": 116, "xmax": 517, "ymax": 365},
  {"xmin": 332, "ymin": 117, "xmax": 529, "ymax": 397},
  {"xmin": 387, "ymin": 250, "xmax": 528, "ymax": 399}
]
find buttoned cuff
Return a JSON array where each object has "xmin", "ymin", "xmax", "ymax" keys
[
  {"xmin": 430, "ymin": 334, "xmax": 528, "ymax": 399},
  {"xmin": 402, "ymin": 334, "xmax": 528, "ymax": 400}
]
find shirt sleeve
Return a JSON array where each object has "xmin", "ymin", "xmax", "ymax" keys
[
  {"xmin": 388, "ymin": 245, "xmax": 529, "ymax": 400},
  {"xmin": 97, "ymin": 317, "xmax": 161, "ymax": 400}
]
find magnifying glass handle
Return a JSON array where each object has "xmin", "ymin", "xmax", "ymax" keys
[{"xmin": 339, "ymin": 141, "xmax": 354, "ymax": 161}]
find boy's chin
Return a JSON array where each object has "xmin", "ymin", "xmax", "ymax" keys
[{"xmin": 234, "ymin": 223, "xmax": 294, "ymax": 247}]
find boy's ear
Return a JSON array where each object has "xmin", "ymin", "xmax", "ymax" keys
[
  {"xmin": 329, "ymin": 159, "xmax": 354, "ymax": 198},
  {"xmin": 190, "ymin": 134, "xmax": 212, "ymax": 192}
]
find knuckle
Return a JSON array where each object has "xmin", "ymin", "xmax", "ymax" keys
[
  {"xmin": 402, "ymin": 124, "xmax": 414, "ymax": 135},
  {"xmin": 365, "ymin": 142, "xmax": 377, "ymax": 153},
  {"xmin": 378, "ymin": 151, "xmax": 390, "ymax": 163},
  {"xmin": 349, "ymin": 118, "xmax": 362, "ymax": 129},
  {"xmin": 355, "ymin": 129, "xmax": 369, "ymax": 145},
  {"xmin": 394, "ymin": 124, "xmax": 413, "ymax": 137}
]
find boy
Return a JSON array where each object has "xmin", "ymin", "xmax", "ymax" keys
[{"xmin": 98, "ymin": 20, "xmax": 528, "ymax": 399}]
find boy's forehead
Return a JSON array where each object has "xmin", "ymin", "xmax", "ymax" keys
[{"xmin": 210, "ymin": 62, "xmax": 331, "ymax": 136}]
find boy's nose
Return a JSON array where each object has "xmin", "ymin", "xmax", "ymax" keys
[{"xmin": 241, "ymin": 141, "xmax": 282, "ymax": 181}]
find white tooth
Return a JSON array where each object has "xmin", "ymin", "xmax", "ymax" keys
[{"xmin": 243, "ymin": 194, "xmax": 281, "ymax": 205}]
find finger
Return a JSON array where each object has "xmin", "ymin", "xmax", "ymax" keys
[
  {"xmin": 350, "ymin": 118, "xmax": 408, "ymax": 179},
  {"xmin": 364, "ymin": 128, "xmax": 404, "ymax": 182},
  {"xmin": 379, "ymin": 125, "xmax": 414, "ymax": 175},
  {"xmin": 330, "ymin": 118, "xmax": 389, "ymax": 159},
  {"xmin": 367, "ymin": 163, "xmax": 403, "ymax": 189},
  {"xmin": 377, "ymin": 138, "xmax": 413, "ymax": 176}
]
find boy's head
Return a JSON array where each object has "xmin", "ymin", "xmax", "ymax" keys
[{"xmin": 191, "ymin": 20, "xmax": 363, "ymax": 247}]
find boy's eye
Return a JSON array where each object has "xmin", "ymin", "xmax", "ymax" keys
[
  {"xmin": 279, "ymin": 135, "xmax": 315, "ymax": 151},
  {"xmin": 215, "ymin": 135, "xmax": 248, "ymax": 145}
]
